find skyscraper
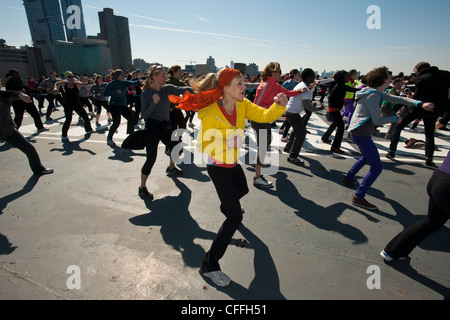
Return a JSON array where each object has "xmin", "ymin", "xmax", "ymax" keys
[
  {"xmin": 60, "ymin": 0, "xmax": 87, "ymax": 42},
  {"xmin": 23, "ymin": 0, "xmax": 66, "ymax": 72},
  {"xmin": 98, "ymin": 8, "xmax": 133, "ymax": 71}
]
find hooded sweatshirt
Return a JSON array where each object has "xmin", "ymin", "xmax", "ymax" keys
[
  {"xmin": 328, "ymin": 71, "xmax": 359, "ymax": 110},
  {"xmin": 348, "ymin": 87, "xmax": 423, "ymax": 137}
]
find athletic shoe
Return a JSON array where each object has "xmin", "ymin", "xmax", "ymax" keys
[
  {"xmin": 425, "ymin": 159, "xmax": 437, "ymax": 167},
  {"xmin": 281, "ymin": 137, "xmax": 288, "ymax": 142},
  {"xmin": 287, "ymin": 156, "xmax": 305, "ymax": 166},
  {"xmin": 380, "ymin": 250, "xmax": 407, "ymax": 262},
  {"xmin": 166, "ymin": 166, "xmax": 183, "ymax": 175},
  {"xmin": 62, "ymin": 136, "xmax": 69, "ymax": 142},
  {"xmin": 37, "ymin": 168, "xmax": 54, "ymax": 175},
  {"xmin": 253, "ymin": 175, "xmax": 273, "ymax": 188},
  {"xmin": 200, "ymin": 270, "xmax": 231, "ymax": 287},
  {"xmin": 37, "ymin": 127, "xmax": 49, "ymax": 132},
  {"xmin": 331, "ymin": 147, "xmax": 345, "ymax": 154},
  {"xmin": 342, "ymin": 178, "xmax": 358, "ymax": 186},
  {"xmin": 385, "ymin": 151, "xmax": 395, "ymax": 160},
  {"xmin": 321, "ymin": 138, "xmax": 332, "ymax": 144},
  {"xmin": 138, "ymin": 186, "xmax": 154, "ymax": 200},
  {"xmin": 352, "ymin": 195, "xmax": 378, "ymax": 210},
  {"xmin": 107, "ymin": 139, "xmax": 115, "ymax": 146}
]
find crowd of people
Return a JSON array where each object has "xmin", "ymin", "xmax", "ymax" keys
[{"xmin": 1, "ymin": 61, "xmax": 449, "ymax": 295}]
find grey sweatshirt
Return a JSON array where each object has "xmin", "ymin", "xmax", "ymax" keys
[
  {"xmin": 348, "ymin": 87, "xmax": 423, "ymax": 136},
  {"xmin": 141, "ymin": 84, "xmax": 193, "ymax": 122}
]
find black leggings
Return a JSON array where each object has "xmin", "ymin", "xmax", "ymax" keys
[
  {"xmin": 62, "ymin": 102, "xmax": 92, "ymax": 137},
  {"xmin": 322, "ymin": 110, "xmax": 344, "ymax": 149},
  {"xmin": 108, "ymin": 104, "xmax": 134, "ymax": 140},
  {"xmin": 384, "ymin": 170, "xmax": 450, "ymax": 258},
  {"xmin": 141, "ymin": 119, "xmax": 177, "ymax": 176},
  {"xmin": 202, "ymin": 164, "xmax": 249, "ymax": 271},
  {"xmin": 3, "ymin": 130, "xmax": 45, "ymax": 174}
]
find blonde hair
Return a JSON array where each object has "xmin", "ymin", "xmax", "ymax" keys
[
  {"xmin": 142, "ymin": 65, "xmax": 165, "ymax": 90},
  {"xmin": 189, "ymin": 69, "xmax": 244, "ymax": 93},
  {"xmin": 261, "ymin": 62, "xmax": 281, "ymax": 81}
]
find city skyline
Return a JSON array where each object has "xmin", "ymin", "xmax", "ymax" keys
[{"xmin": 1, "ymin": 0, "xmax": 449, "ymax": 76}]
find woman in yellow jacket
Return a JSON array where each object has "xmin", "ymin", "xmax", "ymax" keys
[{"xmin": 169, "ymin": 68, "xmax": 287, "ymax": 287}]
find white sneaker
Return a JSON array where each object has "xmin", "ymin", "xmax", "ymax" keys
[
  {"xmin": 201, "ymin": 270, "xmax": 231, "ymax": 287},
  {"xmin": 380, "ymin": 250, "xmax": 407, "ymax": 262},
  {"xmin": 253, "ymin": 175, "xmax": 274, "ymax": 188}
]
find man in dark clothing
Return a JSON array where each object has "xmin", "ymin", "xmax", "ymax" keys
[
  {"xmin": 387, "ymin": 63, "xmax": 450, "ymax": 166},
  {"xmin": 5, "ymin": 69, "xmax": 47, "ymax": 132},
  {"xmin": 321, "ymin": 70, "xmax": 359, "ymax": 153},
  {"xmin": 0, "ymin": 90, "xmax": 53, "ymax": 175}
]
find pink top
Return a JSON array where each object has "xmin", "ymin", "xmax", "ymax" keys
[{"xmin": 254, "ymin": 76, "xmax": 299, "ymax": 109}]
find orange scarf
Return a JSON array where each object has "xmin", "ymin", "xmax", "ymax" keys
[{"xmin": 168, "ymin": 68, "xmax": 240, "ymax": 112}]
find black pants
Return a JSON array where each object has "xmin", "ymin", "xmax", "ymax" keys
[
  {"xmin": 250, "ymin": 121, "xmax": 272, "ymax": 165},
  {"xmin": 93, "ymin": 99, "xmax": 110, "ymax": 115},
  {"xmin": 384, "ymin": 170, "xmax": 450, "ymax": 258},
  {"xmin": 141, "ymin": 119, "xmax": 177, "ymax": 176},
  {"xmin": 62, "ymin": 102, "xmax": 93, "ymax": 137},
  {"xmin": 285, "ymin": 112, "xmax": 307, "ymax": 158},
  {"xmin": 322, "ymin": 110, "xmax": 344, "ymax": 149},
  {"xmin": 108, "ymin": 104, "xmax": 134, "ymax": 141},
  {"xmin": 133, "ymin": 95, "xmax": 141, "ymax": 124},
  {"xmin": 3, "ymin": 130, "xmax": 45, "ymax": 174},
  {"xmin": 389, "ymin": 109, "xmax": 438, "ymax": 160},
  {"xmin": 202, "ymin": 164, "xmax": 249, "ymax": 271},
  {"xmin": 12, "ymin": 100, "xmax": 44, "ymax": 130},
  {"xmin": 45, "ymin": 94, "xmax": 64, "ymax": 118}
]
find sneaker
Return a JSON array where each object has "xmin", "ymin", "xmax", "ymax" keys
[
  {"xmin": 138, "ymin": 186, "xmax": 154, "ymax": 200},
  {"xmin": 331, "ymin": 147, "xmax": 345, "ymax": 154},
  {"xmin": 380, "ymin": 250, "xmax": 407, "ymax": 262},
  {"xmin": 200, "ymin": 270, "xmax": 231, "ymax": 287},
  {"xmin": 352, "ymin": 195, "xmax": 378, "ymax": 210},
  {"xmin": 287, "ymin": 156, "xmax": 305, "ymax": 166},
  {"xmin": 37, "ymin": 168, "xmax": 54, "ymax": 175},
  {"xmin": 166, "ymin": 166, "xmax": 183, "ymax": 175},
  {"xmin": 107, "ymin": 139, "xmax": 115, "ymax": 146},
  {"xmin": 188, "ymin": 122, "xmax": 194, "ymax": 128},
  {"xmin": 425, "ymin": 159, "xmax": 437, "ymax": 167},
  {"xmin": 281, "ymin": 137, "xmax": 288, "ymax": 143},
  {"xmin": 321, "ymin": 138, "xmax": 332, "ymax": 144},
  {"xmin": 62, "ymin": 136, "xmax": 69, "ymax": 142},
  {"xmin": 37, "ymin": 127, "xmax": 49, "ymax": 132},
  {"xmin": 385, "ymin": 151, "xmax": 395, "ymax": 160},
  {"xmin": 342, "ymin": 178, "xmax": 358, "ymax": 186},
  {"xmin": 96, "ymin": 122, "xmax": 101, "ymax": 127},
  {"xmin": 253, "ymin": 175, "xmax": 274, "ymax": 188}
]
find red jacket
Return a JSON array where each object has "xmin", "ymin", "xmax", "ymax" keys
[{"xmin": 254, "ymin": 76, "xmax": 299, "ymax": 109}]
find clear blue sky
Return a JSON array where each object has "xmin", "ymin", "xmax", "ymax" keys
[{"xmin": 1, "ymin": 0, "xmax": 449, "ymax": 75}]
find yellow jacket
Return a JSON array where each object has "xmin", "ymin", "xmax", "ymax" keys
[
  {"xmin": 197, "ymin": 98, "xmax": 286, "ymax": 164},
  {"xmin": 344, "ymin": 80, "xmax": 360, "ymax": 100}
]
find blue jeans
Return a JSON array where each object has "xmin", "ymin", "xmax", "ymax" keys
[{"xmin": 346, "ymin": 135, "xmax": 382, "ymax": 198}]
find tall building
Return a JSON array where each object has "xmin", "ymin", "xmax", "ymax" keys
[
  {"xmin": 98, "ymin": 8, "xmax": 133, "ymax": 71},
  {"xmin": 60, "ymin": 0, "xmax": 87, "ymax": 42},
  {"xmin": 23, "ymin": 0, "xmax": 66, "ymax": 72},
  {"xmin": 0, "ymin": 43, "xmax": 46, "ymax": 79},
  {"xmin": 206, "ymin": 56, "xmax": 216, "ymax": 73},
  {"xmin": 55, "ymin": 37, "xmax": 112, "ymax": 76}
]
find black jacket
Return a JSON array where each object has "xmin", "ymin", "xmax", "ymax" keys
[
  {"xmin": 414, "ymin": 66, "xmax": 450, "ymax": 114},
  {"xmin": 328, "ymin": 71, "xmax": 359, "ymax": 110},
  {"xmin": 0, "ymin": 91, "xmax": 20, "ymax": 138}
]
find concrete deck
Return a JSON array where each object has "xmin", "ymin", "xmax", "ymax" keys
[{"xmin": 1, "ymin": 98, "xmax": 449, "ymax": 300}]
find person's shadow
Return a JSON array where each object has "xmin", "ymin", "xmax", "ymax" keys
[
  {"xmin": 0, "ymin": 174, "xmax": 41, "ymax": 254},
  {"xmin": 267, "ymin": 171, "xmax": 372, "ymax": 244},
  {"xmin": 214, "ymin": 224, "xmax": 286, "ymax": 300},
  {"xmin": 50, "ymin": 134, "xmax": 96, "ymax": 156},
  {"xmin": 129, "ymin": 177, "xmax": 216, "ymax": 268}
]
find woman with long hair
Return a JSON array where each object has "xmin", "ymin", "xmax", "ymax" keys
[
  {"xmin": 54, "ymin": 71, "xmax": 93, "ymax": 141},
  {"xmin": 138, "ymin": 65, "xmax": 194, "ymax": 200},
  {"xmin": 251, "ymin": 62, "xmax": 306, "ymax": 188},
  {"xmin": 169, "ymin": 68, "xmax": 288, "ymax": 287}
]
